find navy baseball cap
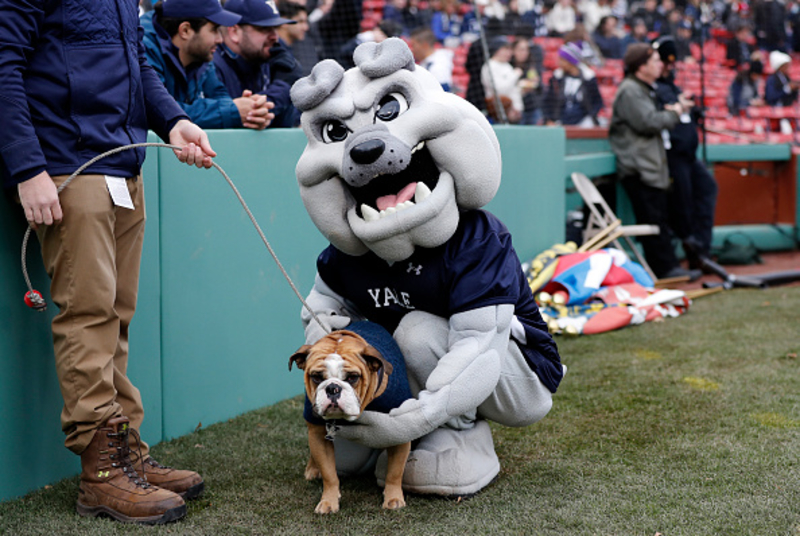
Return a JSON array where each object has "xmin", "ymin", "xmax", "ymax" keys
[
  {"xmin": 224, "ymin": 0, "xmax": 297, "ymax": 27},
  {"xmin": 162, "ymin": 0, "xmax": 242, "ymax": 26}
]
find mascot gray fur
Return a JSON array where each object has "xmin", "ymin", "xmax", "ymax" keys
[{"xmin": 291, "ymin": 38, "xmax": 565, "ymax": 497}]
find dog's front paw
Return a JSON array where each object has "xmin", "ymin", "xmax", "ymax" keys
[
  {"xmin": 304, "ymin": 458, "xmax": 322, "ymax": 480},
  {"xmin": 314, "ymin": 498, "xmax": 340, "ymax": 514},
  {"xmin": 382, "ymin": 495, "xmax": 406, "ymax": 510}
]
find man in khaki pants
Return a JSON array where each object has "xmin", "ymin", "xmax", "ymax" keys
[{"xmin": 0, "ymin": 0, "xmax": 232, "ymax": 525}]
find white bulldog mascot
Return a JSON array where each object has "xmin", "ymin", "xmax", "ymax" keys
[{"xmin": 291, "ymin": 38, "xmax": 564, "ymax": 497}]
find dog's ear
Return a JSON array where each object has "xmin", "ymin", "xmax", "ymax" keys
[
  {"xmin": 361, "ymin": 345, "xmax": 393, "ymax": 377},
  {"xmin": 289, "ymin": 346, "xmax": 312, "ymax": 371}
]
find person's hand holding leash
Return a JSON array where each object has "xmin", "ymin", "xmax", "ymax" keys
[{"xmin": 169, "ymin": 119, "xmax": 217, "ymax": 168}]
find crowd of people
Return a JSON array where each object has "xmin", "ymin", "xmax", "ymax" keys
[{"xmin": 131, "ymin": 0, "xmax": 800, "ymax": 130}]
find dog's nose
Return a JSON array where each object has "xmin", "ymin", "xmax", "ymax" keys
[
  {"xmin": 326, "ymin": 384, "xmax": 342, "ymax": 398},
  {"xmin": 350, "ymin": 140, "xmax": 385, "ymax": 165}
]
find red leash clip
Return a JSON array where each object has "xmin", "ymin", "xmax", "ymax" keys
[{"xmin": 24, "ymin": 290, "xmax": 47, "ymax": 312}]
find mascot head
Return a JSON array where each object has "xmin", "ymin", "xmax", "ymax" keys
[{"xmin": 291, "ymin": 38, "xmax": 502, "ymax": 262}]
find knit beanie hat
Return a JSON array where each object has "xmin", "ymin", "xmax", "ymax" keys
[
  {"xmin": 624, "ymin": 43, "xmax": 653, "ymax": 75},
  {"xmin": 769, "ymin": 50, "xmax": 791, "ymax": 72},
  {"xmin": 558, "ymin": 43, "xmax": 582, "ymax": 66},
  {"xmin": 653, "ymin": 35, "xmax": 677, "ymax": 65},
  {"xmin": 488, "ymin": 35, "xmax": 511, "ymax": 57}
]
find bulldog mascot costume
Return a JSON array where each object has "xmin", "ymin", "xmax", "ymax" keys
[{"xmin": 290, "ymin": 38, "xmax": 564, "ymax": 497}]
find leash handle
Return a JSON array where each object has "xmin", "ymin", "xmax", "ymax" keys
[{"xmin": 20, "ymin": 142, "xmax": 328, "ymax": 333}]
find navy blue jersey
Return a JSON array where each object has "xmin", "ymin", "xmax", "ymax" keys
[{"xmin": 317, "ymin": 210, "xmax": 563, "ymax": 392}]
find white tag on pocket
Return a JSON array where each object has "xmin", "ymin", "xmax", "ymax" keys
[{"xmin": 105, "ymin": 176, "xmax": 134, "ymax": 209}]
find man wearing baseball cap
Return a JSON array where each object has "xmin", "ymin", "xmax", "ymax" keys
[
  {"xmin": 214, "ymin": 0, "xmax": 304, "ymax": 128},
  {"xmin": 142, "ymin": 0, "xmax": 274, "ymax": 129}
]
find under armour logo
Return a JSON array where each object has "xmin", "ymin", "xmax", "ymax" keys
[
  {"xmin": 98, "ymin": 470, "xmax": 110, "ymax": 478},
  {"xmin": 407, "ymin": 263, "xmax": 422, "ymax": 275}
]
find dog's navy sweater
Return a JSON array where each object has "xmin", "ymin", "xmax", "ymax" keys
[{"xmin": 303, "ymin": 321, "xmax": 413, "ymax": 425}]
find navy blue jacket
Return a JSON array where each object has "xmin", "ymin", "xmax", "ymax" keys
[
  {"xmin": 0, "ymin": 0, "xmax": 188, "ymax": 188},
  {"xmin": 141, "ymin": 12, "xmax": 243, "ymax": 129},
  {"xmin": 655, "ymin": 74, "xmax": 700, "ymax": 157},
  {"xmin": 764, "ymin": 72, "xmax": 799, "ymax": 107},
  {"xmin": 212, "ymin": 43, "xmax": 299, "ymax": 128}
]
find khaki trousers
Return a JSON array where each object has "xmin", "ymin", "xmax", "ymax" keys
[{"xmin": 36, "ymin": 174, "xmax": 149, "ymax": 456}]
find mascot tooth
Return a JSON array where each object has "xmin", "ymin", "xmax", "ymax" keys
[{"xmin": 291, "ymin": 38, "xmax": 565, "ymax": 497}]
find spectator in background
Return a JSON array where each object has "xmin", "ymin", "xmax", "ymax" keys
[
  {"xmin": 657, "ymin": 0, "xmax": 676, "ymax": 23},
  {"xmin": 512, "ymin": 36, "xmax": 545, "ymax": 124},
  {"xmin": 277, "ymin": 1, "xmax": 320, "ymax": 77},
  {"xmin": 546, "ymin": 0, "xmax": 577, "ymax": 37},
  {"xmin": 409, "ymin": 27, "xmax": 454, "ymax": 91},
  {"xmin": 594, "ymin": 14, "xmax": 625, "ymax": 59},
  {"xmin": 481, "ymin": 0, "xmax": 508, "ymax": 21},
  {"xmin": 543, "ymin": 42, "xmax": 603, "ymax": 126},
  {"xmin": 464, "ymin": 18, "xmax": 506, "ymax": 112},
  {"xmin": 383, "ymin": 0, "xmax": 433, "ymax": 35},
  {"xmin": 659, "ymin": 6, "xmax": 684, "ymax": 37},
  {"xmin": 765, "ymin": 50, "xmax": 800, "ymax": 106},
  {"xmin": 630, "ymin": 0, "xmax": 666, "ymax": 33},
  {"xmin": 609, "ymin": 43, "xmax": 698, "ymax": 280},
  {"xmin": 338, "ymin": 19, "xmax": 402, "ymax": 68},
  {"xmin": 754, "ymin": 0, "xmax": 788, "ymax": 52},
  {"xmin": 579, "ymin": 0, "xmax": 614, "ymax": 34},
  {"xmin": 522, "ymin": 1, "xmax": 551, "ymax": 37},
  {"xmin": 620, "ymin": 17, "xmax": 649, "ymax": 52},
  {"xmin": 723, "ymin": 1, "xmax": 752, "ymax": 33},
  {"xmin": 482, "ymin": 36, "xmax": 524, "ymax": 123},
  {"xmin": 431, "ymin": 0, "xmax": 466, "ymax": 46},
  {"xmin": 142, "ymin": 0, "xmax": 273, "ymax": 129},
  {"xmin": 654, "ymin": 36, "xmax": 717, "ymax": 271},
  {"xmin": 315, "ymin": 0, "xmax": 362, "ymax": 64},
  {"xmin": 213, "ymin": 0, "xmax": 300, "ymax": 128},
  {"xmin": 564, "ymin": 23, "xmax": 604, "ymax": 65},
  {"xmin": 500, "ymin": 0, "xmax": 536, "ymax": 36},
  {"xmin": 728, "ymin": 56, "xmax": 765, "ymax": 115},
  {"xmin": 726, "ymin": 23, "xmax": 755, "ymax": 68},
  {"xmin": 673, "ymin": 19, "xmax": 695, "ymax": 62}
]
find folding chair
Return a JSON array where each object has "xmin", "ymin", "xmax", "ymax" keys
[{"xmin": 570, "ymin": 172, "xmax": 659, "ymax": 281}]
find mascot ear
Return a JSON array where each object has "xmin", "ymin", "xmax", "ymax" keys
[
  {"xmin": 288, "ymin": 346, "xmax": 312, "ymax": 371},
  {"xmin": 291, "ymin": 60, "xmax": 345, "ymax": 112},
  {"xmin": 354, "ymin": 37, "xmax": 415, "ymax": 78}
]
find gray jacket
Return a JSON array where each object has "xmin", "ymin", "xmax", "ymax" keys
[{"xmin": 609, "ymin": 76, "xmax": 679, "ymax": 189}]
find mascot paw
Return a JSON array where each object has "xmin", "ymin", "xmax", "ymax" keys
[{"xmin": 376, "ymin": 421, "xmax": 499, "ymax": 497}]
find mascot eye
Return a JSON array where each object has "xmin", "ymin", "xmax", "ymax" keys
[
  {"xmin": 321, "ymin": 120, "xmax": 349, "ymax": 143},
  {"xmin": 375, "ymin": 93, "xmax": 409, "ymax": 122},
  {"xmin": 345, "ymin": 373, "xmax": 360, "ymax": 385}
]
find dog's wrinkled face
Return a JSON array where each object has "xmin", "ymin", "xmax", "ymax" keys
[
  {"xmin": 291, "ymin": 38, "xmax": 502, "ymax": 262},
  {"xmin": 290, "ymin": 331, "xmax": 393, "ymax": 421}
]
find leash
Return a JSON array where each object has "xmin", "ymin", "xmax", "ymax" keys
[{"xmin": 21, "ymin": 142, "xmax": 327, "ymax": 333}]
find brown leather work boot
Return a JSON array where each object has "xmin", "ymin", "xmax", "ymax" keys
[
  {"xmin": 77, "ymin": 417, "xmax": 186, "ymax": 525},
  {"xmin": 137, "ymin": 456, "xmax": 205, "ymax": 500}
]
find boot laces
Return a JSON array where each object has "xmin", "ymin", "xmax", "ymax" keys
[{"xmin": 108, "ymin": 427, "xmax": 151, "ymax": 489}]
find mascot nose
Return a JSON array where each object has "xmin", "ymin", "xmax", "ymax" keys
[
  {"xmin": 326, "ymin": 384, "xmax": 342, "ymax": 399},
  {"xmin": 350, "ymin": 139, "xmax": 385, "ymax": 165}
]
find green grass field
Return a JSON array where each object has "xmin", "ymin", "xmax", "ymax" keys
[{"xmin": 1, "ymin": 287, "xmax": 798, "ymax": 535}]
